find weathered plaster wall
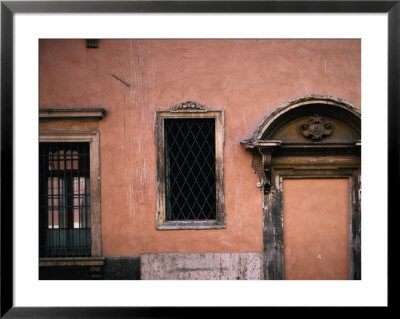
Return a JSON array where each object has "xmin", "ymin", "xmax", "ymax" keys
[
  {"xmin": 283, "ymin": 179, "xmax": 350, "ymax": 280},
  {"xmin": 39, "ymin": 39, "xmax": 361, "ymax": 257}
]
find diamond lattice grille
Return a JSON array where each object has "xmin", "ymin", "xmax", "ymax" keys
[{"xmin": 164, "ymin": 118, "xmax": 216, "ymax": 220}]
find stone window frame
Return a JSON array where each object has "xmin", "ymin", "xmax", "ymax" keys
[
  {"xmin": 39, "ymin": 108, "xmax": 106, "ymax": 267},
  {"xmin": 155, "ymin": 101, "xmax": 226, "ymax": 230}
]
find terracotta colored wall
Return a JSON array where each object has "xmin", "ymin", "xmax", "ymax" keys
[
  {"xmin": 283, "ymin": 179, "xmax": 350, "ymax": 280},
  {"xmin": 39, "ymin": 39, "xmax": 361, "ymax": 257}
]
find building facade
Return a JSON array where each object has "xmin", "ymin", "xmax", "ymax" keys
[{"xmin": 39, "ymin": 39, "xmax": 361, "ymax": 280}]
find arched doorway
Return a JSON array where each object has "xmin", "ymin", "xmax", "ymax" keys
[{"xmin": 241, "ymin": 95, "xmax": 361, "ymax": 280}]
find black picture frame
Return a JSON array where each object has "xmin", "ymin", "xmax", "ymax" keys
[{"xmin": 1, "ymin": 1, "xmax": 394, "ymax": 317}]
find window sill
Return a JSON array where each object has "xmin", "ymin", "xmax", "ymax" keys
[
  {"xmin": 156, "ymin": 220, "xmax": 226, "ymax": 230},
  {"xmin": 39, "ymin": 257, "xmax": 105, "ymax": 267}
]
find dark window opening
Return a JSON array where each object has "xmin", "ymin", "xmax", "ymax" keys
[
  {"xmin": 164, "ymin": 118, "xmax": 216, "ymax": 220},
  {"xmin": 39, "ymin": 142, "xmax": 91, "ymax": 258}
]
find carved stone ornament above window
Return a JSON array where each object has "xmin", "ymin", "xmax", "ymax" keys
[
  {"xmin": 168, "ymin": 100, "xmax": 208, "ymax": 111},
  {"xmin": 301, "ymin": 114, "xmax": 333, "ymax": 141}
]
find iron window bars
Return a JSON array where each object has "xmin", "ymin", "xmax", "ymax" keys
[
  {"xmin": 39, "ymin": 142, "xmax": 91, "ymax": 257},
  {"xmin": 155, "ymin": 104, "xmax": 226, "ymax": 230},
  {"xmin": 164, "ymin": 118, "xmax": 216, "ymax": 220}
]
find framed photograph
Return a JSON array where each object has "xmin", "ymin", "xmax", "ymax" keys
[{"xmin": 1, "ymin": 0, "xmax": 394, "ymax": 317}]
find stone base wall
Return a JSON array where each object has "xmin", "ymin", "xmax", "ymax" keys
[
  {"xmin": 103, "ymin": 257, "xmax": 141, "ymax": 280},
  {"xmin": 39, "ymin": 257, "xmax": 141, "ymax": 280},
  {"xmin": 140, "ymin": 252, "xmax": 263, "ymax": 280},
  {"xmin": 39, "ymin": 253, "xmax": 263, "ymax": 280}
]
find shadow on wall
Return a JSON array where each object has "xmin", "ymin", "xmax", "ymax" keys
[{"xmin": 39, "ymin": 257, "xmax": 141, "ymax": 280}]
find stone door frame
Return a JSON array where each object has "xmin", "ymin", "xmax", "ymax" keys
[{"xmin": 241, "ymin": 95, "xmax": 361, "ymax": 280}]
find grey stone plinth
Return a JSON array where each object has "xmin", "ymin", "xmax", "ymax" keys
[{"xmin": 140, "ymin": 252, "xmax": 263, "ymax": 280}]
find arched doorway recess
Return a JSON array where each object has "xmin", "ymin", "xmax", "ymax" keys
[{"xmin": 241, "ymin": 95, "xmax": 361, "ymax": 280}]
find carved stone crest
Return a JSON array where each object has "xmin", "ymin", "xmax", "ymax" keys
[
  {"xmin": 301, "ymin": 115, "xmax": 333, "ymax": 141},
  {"xmin": 169, "ymin": 101, "xmax": 208, "ymax": 111}
]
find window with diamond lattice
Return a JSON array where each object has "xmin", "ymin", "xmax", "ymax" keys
[
  {"xmin": 164, "ymin": 118, "xmax": 216, "ymax": 220},
  {"xmin": 156, "ymin": 106, "xmax": 225, "ymax": 230}
]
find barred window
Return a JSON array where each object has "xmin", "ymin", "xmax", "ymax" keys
[
  {"xmin": 164, "ymin": 118, "xmax": 216, "ymax": 220},
  {"xmin": 156, "ymin": 102, "xmax": 226, "ymax": 230},
  {"xmin": 39, "ymin": 142, "xmax": 91, "ymax": 257}
]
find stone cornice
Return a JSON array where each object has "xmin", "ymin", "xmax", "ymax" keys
[{"xmin": 39, "ymin": 108, "xmax": 106, "ymax": 120}]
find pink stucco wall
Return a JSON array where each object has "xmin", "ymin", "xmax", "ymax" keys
[
  {"xmin": 283, "ymin": 179, "xmax": 350, "ymax": 280},
  {"xmin": 39, "ymin": 39, "xmax": 361, "ymax": 256}
]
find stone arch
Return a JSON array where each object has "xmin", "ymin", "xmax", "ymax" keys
[{"xmin": 248, "ymin": 95, "xmax": 360, "ymax": 142}]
